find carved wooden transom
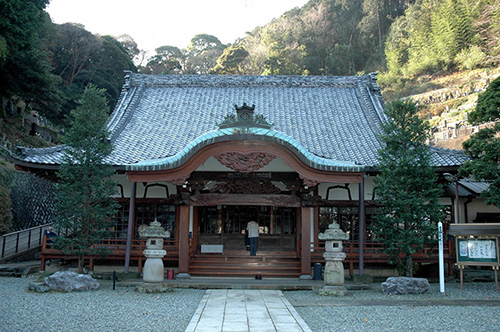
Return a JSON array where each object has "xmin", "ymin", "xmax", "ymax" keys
[
  {"xmin": 214, "ymin": 152, "xmax": 277, "ymax": 173},
  {"xmin": 210, "ymin": 179, "xmax": 281, "ymax": 194}
]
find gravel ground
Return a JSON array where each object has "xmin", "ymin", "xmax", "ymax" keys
[
  {"xmin": 284, "ymin": 282, "xmax": 500, "ymax": 332},
  {"xmin": 0, "ymin": 277, "xmax": 205, "ymax": 332},
  {"xmin": 1, "ymin": 277, "xmax": 499, "ymax": 332}
]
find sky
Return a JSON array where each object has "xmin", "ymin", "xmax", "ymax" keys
[{"xmin": 47, "ymin": 0, "xmax": 310, "ymax": 56}]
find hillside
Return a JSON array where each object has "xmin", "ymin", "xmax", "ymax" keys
[{"xmin": 380, "ymin": 68, "xmax": 500, "ymax": 150}]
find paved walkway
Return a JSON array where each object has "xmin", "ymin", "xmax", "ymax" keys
[{"xmin": 185, "ymin": 289, "xmax": 312, "ymax": 332}]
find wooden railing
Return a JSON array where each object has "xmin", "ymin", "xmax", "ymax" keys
[
  {"xmin": 40, "ymin": 237, "xmax": 179, "ymax": 273},
  {"xmin": 310, "ymin": 240, "xmax": 455, "ymax": 276},
  {"xmin": 40, "ymin": 236, "xmax": 455, "ymax": 276}
]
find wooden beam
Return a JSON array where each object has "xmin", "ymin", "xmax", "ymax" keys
[
  {"xmin": 449, "ymin": 223, "xmax": 500, "ymax": 236},
  {"xmin": 190, "ymin": 193, "xmax": 301, "ymax": 207}
]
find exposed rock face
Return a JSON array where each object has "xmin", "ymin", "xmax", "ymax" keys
[
  {"xmin": 44, "ymin": 271, "xmax": 99, "ymax": 292},
  {"xmin": 381, "ymin": 277, "xmax": 430, "ymax": 295}
]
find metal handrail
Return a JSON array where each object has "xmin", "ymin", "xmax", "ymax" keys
[{"xmin": 1, "ymin": 224, "xmax": 53, "ymax": 260}]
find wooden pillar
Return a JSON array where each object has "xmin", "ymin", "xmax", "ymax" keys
[
  {"xmin": 40, "ymin": 236, "xmax": 47, "ymax": 272},
  {"xmin": 177, "ymin": 204, "xmax": 191, "ymax": 278},
  {"xmin": 124, "ymin": 181, "xmax": 136, "ymax": 274},
  {"xmin": 300, "ymin": 206, "xmax": 312, "ymax": 279},
  {"xmin": 192, "ymin": 207, "xmax": 199, "ymax": 255},
  {"xmin": 358, "ymin": 177, "xmax": 365, "ymax": 275}
]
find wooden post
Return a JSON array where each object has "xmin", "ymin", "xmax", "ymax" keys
[
  {"xmin": 192, "ymin": 207, "xmax": 199, "ymax": 255},
  {"xmin": 494, "ymin": 266, "xmax": 499, "ymax": 291},
  {"xmin": 178, "ymin": 205, "xmax": 191, "ymax": 278},
  {"xmin": 459, "ymin": 265, "xmax": 464, "ymax": 289},
  {"xmin": 40, "ymin": 235, "xmax": 47, "ymax": 272},
  {"xmin": 124, "ymin": 181, "xmax": 136, "ymax": 274},
  {"xmin": 358, "ymin": 177, "xmax": 365, "ymax": 275},
  {"xmin": 300, "ymin": 206, "xmax": 312, "ymax": 279}
]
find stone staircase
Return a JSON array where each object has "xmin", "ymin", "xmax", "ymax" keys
[{"xmin": 0, "ymin": 261, "xmax": 40, "ymax": 277}]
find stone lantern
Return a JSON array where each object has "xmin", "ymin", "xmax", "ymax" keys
[
  {"xmin": 318, "ymin": 222, "xmax": 349, "ymax": 296},
  {"xmin": 139, "ymin": 219, "xmax": 171, "ymax": 283}
]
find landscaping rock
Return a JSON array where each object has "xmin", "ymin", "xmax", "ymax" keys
[
  {"xmin": 44, "ymin": 271, "xmax": 99, "ymax": 292},
  {"xmin": 381, "ymin": 276, "xmax": 430, "ymax": 295},
  {"xmin": 28, "ymin": 281, "xmax": 50, "ymax": 293},
  {"xmin": 134, "ymin": 285, "xmax": 173, "ymax": 293},
  {"xmin": 318, "ymin": 285, "xmax": 348, "ymax": 296}
]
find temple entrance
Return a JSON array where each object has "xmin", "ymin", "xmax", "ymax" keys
[{"xmin": 197, "ymin": 205, "xmax": 296, "ymax": 252}]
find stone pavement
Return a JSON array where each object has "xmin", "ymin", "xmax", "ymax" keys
[{"xmin": 185, "ymin": 289, "xmax": 312, "ymax": 332}]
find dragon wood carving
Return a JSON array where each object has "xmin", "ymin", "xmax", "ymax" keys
[{"xmin": 214, "ymin": 152, "xmax": 276, "ymax": 173}]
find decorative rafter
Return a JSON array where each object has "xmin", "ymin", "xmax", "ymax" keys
[{"xmin": 299, "ymin": 174, "xmax": 320, "ymax": 187}]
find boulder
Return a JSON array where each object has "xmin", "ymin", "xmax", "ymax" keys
[
  {"xmin": 28, "ymin": 281, "xmax": 50, "ymax": 293},
  {"xmin": 44, "ymin": 271, "xmax": 99, "ymax": 292},
  {"xmin": 381, "ymin": 277, "xmax": 430, "ymax": 295}
]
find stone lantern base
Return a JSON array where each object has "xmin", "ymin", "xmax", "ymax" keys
[
  {"xmin": 323, "ymin": 260, "xmax": 345, "ymax": 285},
  {"xmin": 143, "ymin": 249, "xmax": 166, "ymax": 283}
]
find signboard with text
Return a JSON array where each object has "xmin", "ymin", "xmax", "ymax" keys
[{"xmin": 456, "ymin": 238, "xmax": 499, "ymax": 266}]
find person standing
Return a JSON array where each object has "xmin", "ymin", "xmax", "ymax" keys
[
  {"xmin": 246, "ymin": 220, "xmax": 259, "ymax": 256},
  {"xmin": 45, "ymin": 227, "xmax": 57, "ymax": 243}
]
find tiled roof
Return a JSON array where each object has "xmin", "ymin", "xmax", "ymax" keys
[
  {"xmin": 443, "ymin": 180, "xmax": 490, "ymax": 197},
  {"xmin": 12, "ymin": 73, "xmax": 468, "ymax": 171}
]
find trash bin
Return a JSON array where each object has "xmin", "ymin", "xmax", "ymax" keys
[{"xmin": 313, "ymin": 263, "xmax": 322, "ymax": 280}]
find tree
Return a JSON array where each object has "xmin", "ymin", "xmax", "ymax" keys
[
  {"xmin": 212, "ymin": 45, "xmax": 249, "ymax": 74},
  {"xmin": 116, "ymin": 34, "xmax": 145, "ymax": 66},
  {"xmin": 0, "ymin": 157, "xmax": 13, "ymax": 235},
  {"xmin": 53, "ymin": 85, "xmax": 118, "ymax": 274},
  {"xmin": 51, "ymin": 23, "xmax": 101, "ymax": 87},
  {"xmin": 83, "ymin": 35, "xmax": 136, "ymax": 109},
  {"xmin": 143, "ymin": 45, "xmax": 184, "ymax": 75},
  {"xmin": 0, "ymin": 0, "xmax": 61, "ymax": 119},
  {"xmin": 185, "ymin": 34, "xmax": 225, "ymax": 74},
  {"xmin": 431, "ymin": 0, "xmax": 475, "ymax": 67},
  {"xmin": 460, "ymin": 76, "xmax": 500, "ymax": 206},
  {"xmin": 187, "ymin": 34, "xmax": 224, "ymax": 56},
  {"xmin": 50, "ymin": 26, "xmax": 136, "ymax": 121},
  {"xmin": 372, "ymin": 99, "xmax": 443, "ymax": 276}
]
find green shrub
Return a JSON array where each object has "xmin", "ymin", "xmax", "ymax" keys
[{"xmin": 456, "ymin": 46, "xmax": 486, "ymax": 70}]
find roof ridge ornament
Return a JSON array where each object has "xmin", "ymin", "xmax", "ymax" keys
[
  {"xmin": 234, "ymin": 102, "xmax": 255, "ymax": 111},
  {"xmin": 218, "ymin": 103, "xmax": 274, "ymax": 130}
]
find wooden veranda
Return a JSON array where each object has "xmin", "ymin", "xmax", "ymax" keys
[{"xmin": 40, "ymin": 236, "xmax": 456, "ymax": 277}]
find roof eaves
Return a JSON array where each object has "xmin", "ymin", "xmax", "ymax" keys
[{"xmin": 126, "ymin": 127, "xmax": 367, "ymax": 173}]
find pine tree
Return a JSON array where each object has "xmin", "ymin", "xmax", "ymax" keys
[
  {"xmin": 460, "ymin": 76, "xmax": 500, "ymax": 207},
  {"xmin": 52, "ymin": 85, "xmax": 118, "ymax": 274},
  {"xmin": 372, "ymin": 100, "xmax": 443, "ymax": 276}
]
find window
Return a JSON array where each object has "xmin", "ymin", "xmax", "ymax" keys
[
  {"xmin": 112, "ymin": 202, "xmax": 129, "ymax": 239},
  {"xmin": 136, "ymin": 203, "xmax": 176, "ymax": 239},
  {"xmin": 111, "ymin": 202, "xmax": 176, "ymax": 239},
  {"xmin": 319, "ymin": 206, "xmax": 381, "ymax": 241}
]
